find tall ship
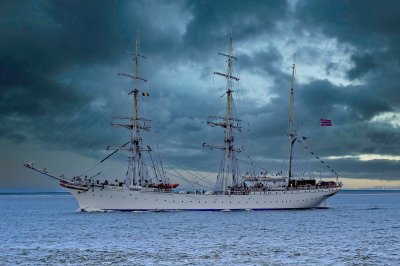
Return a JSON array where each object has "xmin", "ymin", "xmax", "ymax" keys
[{"xmin": 25, "ymin": 35, "xmax": 342, "ymax": 211}]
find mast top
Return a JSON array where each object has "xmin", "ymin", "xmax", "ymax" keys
[
  {"xmin": 113, "ymin": 32, "xmax": 150, "ymax": 132},
  {"xmin": 214, "ymin": 36, "xmax": 240, "ymax": 83}
]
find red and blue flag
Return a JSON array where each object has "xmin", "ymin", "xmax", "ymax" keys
[{"xmin": 321, "ymin": 118, "xmax": 332, "ymax": 126}]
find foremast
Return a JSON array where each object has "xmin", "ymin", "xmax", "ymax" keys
[
  {"xmin": 204, "ymin": 37, "xmax": 241, "ymax": 194},
  {"xmin": 110, "ymin": 32, "xmax": 151, "ymax": 187},
  {"xmin": 287, "ymin": 63, "xmax": 297, "ymax": 185}
]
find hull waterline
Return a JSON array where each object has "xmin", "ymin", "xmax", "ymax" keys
[{"xmin": 67, "ymin": 186, "xmax": 340, "ymax": 211}]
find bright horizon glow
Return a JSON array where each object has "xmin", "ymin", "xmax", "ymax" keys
[
  {"xmin": 326, "ymin": 154, "xmax": 400, "ymax": 161},
  {"xmin": 340, "ymin": 178, "xmax": 400, "ymax": 190}
]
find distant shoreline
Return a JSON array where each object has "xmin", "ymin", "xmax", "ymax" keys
[{"xmin": 0, "ymin": 191, "xmax": 69, "ymax": 195}]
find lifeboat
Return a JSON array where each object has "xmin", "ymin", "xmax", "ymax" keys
[{"xmin": 149, "ymin": 183, "xmax": 179, "ymax": 189}]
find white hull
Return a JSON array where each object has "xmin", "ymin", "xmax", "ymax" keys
[{"xmin": 68, "ymin": 186, "xmax": 341, "ymax": 211}]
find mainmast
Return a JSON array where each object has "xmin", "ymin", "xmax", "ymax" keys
[
  {"xmin": 204, "ymin": 37, "xmax": 241, "ymax": 193},
  {"xmin": 287, "ymin": 63, "xmax": 297, "ymax": 184},
  {"xmin": 109, "ymin": 32, "xmax": 151, "ymax": 187}
]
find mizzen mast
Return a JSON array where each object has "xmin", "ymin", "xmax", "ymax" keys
[
  {"xmin": 287, "ymin": 63, "xmax": 297, "ymax": 184},
  {"xmin": 110, "ymin": 32, "xmax": 151, "ymax": 187},
  {"xmin": 204, "ymin": 37, "xmax": 241, "ymax": 193}
]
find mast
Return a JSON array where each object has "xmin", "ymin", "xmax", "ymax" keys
[
  {"xmin": 131, "ymin": 33, "xmax": 140, "ymax": 187},
  {"xmin": 109, "ymin": 32, "xmax": 151, "ymax": 188},
  {"xmin": 204, "ymin": 37, "xmax": 241, "ymax": 193},
  {"xmin": 287, "ymin": 63, "xmax": 297, "ymax": 185}
]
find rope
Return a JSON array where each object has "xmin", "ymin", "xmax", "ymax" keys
[
  {"xmin": 145, "ymin": 162, "xmax": 214, "ymax": 189},
  {"xmin": 164, "ymin": 161, "xmax": 215, "ymax": 188},
  {"xmin": 296, "ymin": 138, "xmax": 339, "ymax": 178},
  {"xmin": 45, "ymin": 92, "xmax": 90, "ymax": 145}
]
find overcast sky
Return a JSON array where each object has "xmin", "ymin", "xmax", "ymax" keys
[{"xmin": 1, "ymin": 0, "xmax": 400, "ymax": 191}]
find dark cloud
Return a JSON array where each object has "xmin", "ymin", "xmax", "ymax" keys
[
  {"xmin": 179, "ymin": 0, "xmax": 288, "ymax": 65},
  {"xmin": 238, "ymin": 48, "xmax": 285, "ymax": 80},
  {"xmin": 298, "ymin": 80, "xmax": 392, "ymax": 122},
  {"xmin": 0, "ymin": 0, "xmax": 127, "ymax": 147},
  {"xmin": 296, "ymin": 1, "xmax": 400, "ymax": 47},
  {"xmin": 347, "ymin": 53, "xmax": 377, "ymax": 80}
]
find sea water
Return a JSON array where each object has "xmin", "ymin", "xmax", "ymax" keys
[{"xmin": 0, "ymin": 191, "xmax": 399, "ymax": 265}]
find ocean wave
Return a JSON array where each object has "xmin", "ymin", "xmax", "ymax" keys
[{"xmin": 80, "ymin": 207, "xmax": 114, "ymax": 213}]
